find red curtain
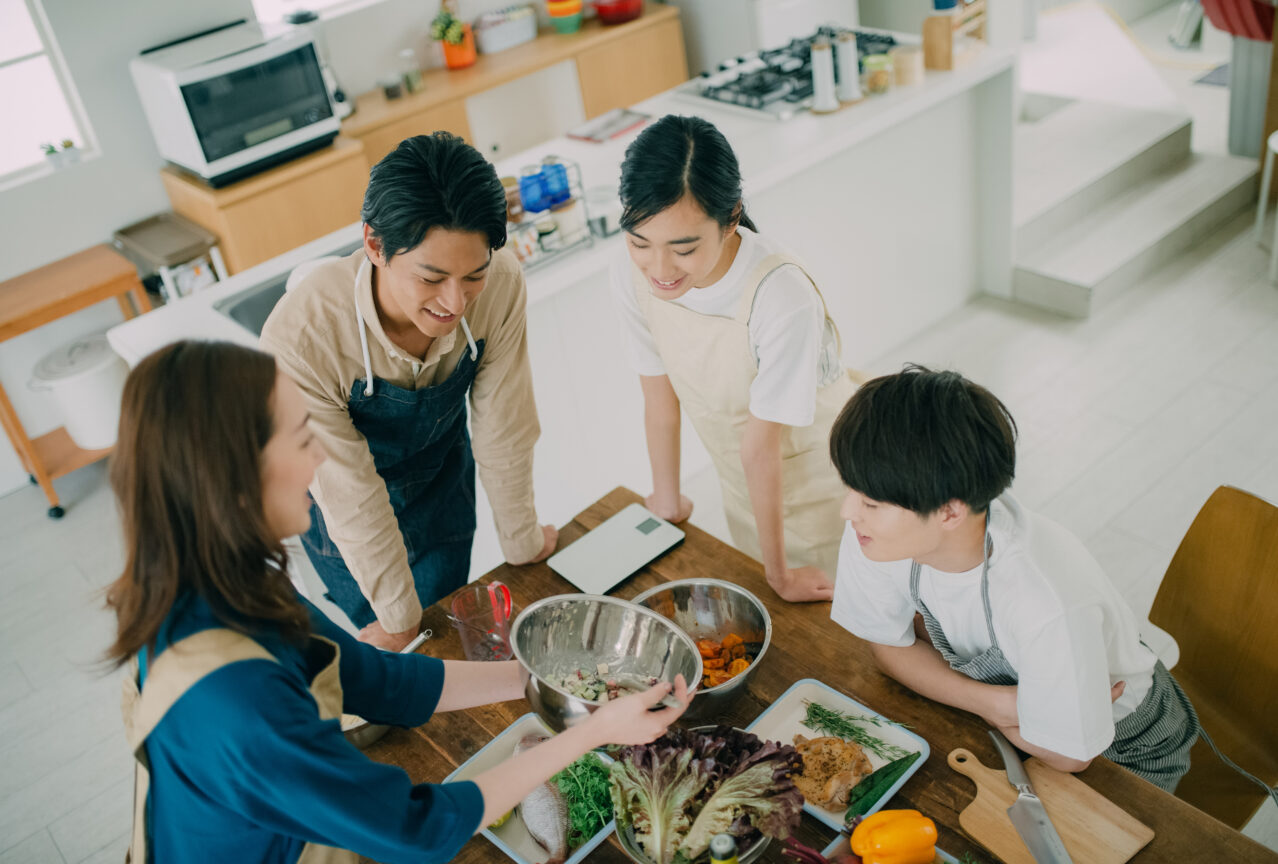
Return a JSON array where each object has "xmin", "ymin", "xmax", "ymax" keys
[{"xmin": 1201, "ymin": 0, "xmax": 1275, "ymax": 41}]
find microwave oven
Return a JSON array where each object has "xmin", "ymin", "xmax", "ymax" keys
[{"xmin": 131, "ymin": 21, "xmax": 340, "ymax": 188}]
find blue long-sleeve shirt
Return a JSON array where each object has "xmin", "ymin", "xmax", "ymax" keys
[{"xmin": 139, "ymin": 592, "xmax": 484, "ymax": 863}]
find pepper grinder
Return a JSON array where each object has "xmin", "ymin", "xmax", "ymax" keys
[
  {"xmin": 836, "ymin": 31, "xmax": 863, "ymax": 103},
  {"xmin": 810, "ymin": 35, "xmax": 839, "ymax": 114}
]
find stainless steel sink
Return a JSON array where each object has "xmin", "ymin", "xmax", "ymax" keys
[
  {"xmin": 212, "ymin": 275, "xmax": 290, "ymax": 336},
  {"xmin": 213, "ymin": 241, "xmax": 363, "ymax": 335}
]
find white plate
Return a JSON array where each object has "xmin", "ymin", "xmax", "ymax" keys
[
  {"xmin": 443, "ymin": 713, "xmax": 615, "ymax": 864},
  {"xmin": 745, "ymin": 678, "xmax": 930, "ymax": 831}
]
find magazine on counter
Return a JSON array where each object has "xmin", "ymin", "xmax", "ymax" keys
[{"xmin": 567, "ymin": 108, "xmax": 650, "ymax": 143}]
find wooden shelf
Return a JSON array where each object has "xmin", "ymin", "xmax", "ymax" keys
[
  {"xmin": 342, "ymin": 4, "xmax": 680, "ymax": 139},
  {"xmin": 31, "ymin": 427, "xmax": 111, "ymax": 481}
]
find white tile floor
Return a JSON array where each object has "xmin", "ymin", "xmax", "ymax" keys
[{"xmin": 3, "ymin": 207, "xmax": 1275, "ymax": 861}]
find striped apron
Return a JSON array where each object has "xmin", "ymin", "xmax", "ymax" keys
[{"xmin": 909, "ymin": 535, "xmax": 1200, "ymax": 793}]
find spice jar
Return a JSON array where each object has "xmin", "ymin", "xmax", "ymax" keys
[
  {"xmin": 519, "ymin": 165, "xmax": 549, "ymax": 215},
  {"xmin": 398, "ymin": 48, "xmax": 422, "ymax": 93},
  {"xmin": 863, "ymin": 53, "xmax": 894, "ymax": 95},
  {"xmin": 550, "ymin": 197, "xmax": 586, "ymax": 241},
  {"xmin": 510, "ymin": 222, "xmax": 540, "ymax": 262},
  {"xmin": 535, "ymin": 215, "xmax": 560, "ymax": 251},
  {"xmin": 500, "ymin": 176, "xmax": 524, "ymax": 224}
]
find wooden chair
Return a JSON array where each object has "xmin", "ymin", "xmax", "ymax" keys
[{"xmin": 1148, "ymin": 486, "xmax": 1278, "ymax": 829}]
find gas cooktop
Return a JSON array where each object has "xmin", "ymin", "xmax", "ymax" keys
[{"xmin": 673, "ymin": 27, "xmax": 900, "ymax": 121}]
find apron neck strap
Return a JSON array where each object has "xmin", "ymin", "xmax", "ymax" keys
[{"xmin": 353, "ymin": 258, "xmax": 374, "ymax": 397}]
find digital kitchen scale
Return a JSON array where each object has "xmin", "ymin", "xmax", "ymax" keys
[{"xmin": 548, "ymin": 503, "xmax": 685, "ymax": 594}]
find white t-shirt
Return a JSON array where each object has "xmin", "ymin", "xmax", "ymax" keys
[
  {"xmin": 609, "ymin": 227, "xmax": 841, "ymax": 427},
  {"xmin": 830, "ymin": 493, "xmax": 1158, "ymax": 761}
]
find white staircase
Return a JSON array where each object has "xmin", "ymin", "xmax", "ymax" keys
[{"xmin": 1013, "ymin": 94, "xmax": 1257, "ymax": 317}]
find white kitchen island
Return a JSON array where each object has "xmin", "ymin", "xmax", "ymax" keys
[{"xmin": 108, "ymin": 48, "xmax": 1015, "ymax": 582}]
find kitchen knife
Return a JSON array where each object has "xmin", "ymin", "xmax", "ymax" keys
[{"xmin": 988, "ymin": 730, "xmax": 1076, "ymax": 864}]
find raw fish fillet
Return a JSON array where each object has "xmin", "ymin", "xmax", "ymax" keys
[{"xmin": 514, "ymin": 734, "xmax": 569, "ymax": 864}]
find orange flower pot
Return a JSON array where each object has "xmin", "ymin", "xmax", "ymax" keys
[{"xmin": 443, "ymin": 24, "xmax": 477, "ymax": 70}]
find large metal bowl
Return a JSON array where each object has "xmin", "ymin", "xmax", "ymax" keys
[
  {"xmin": 630, "ymin": 579, "xmax": 771, "ymax": 721},
  {"xmin": 511, "ymin": 594, "xmax": 703, "ymax": 733}
]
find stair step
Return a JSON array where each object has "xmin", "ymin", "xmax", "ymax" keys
[
  {"xmin": 1013, "ymin": 153, "xmax": 1258, "ymax": 317},
  {"xmin": 1015, "ymin": 96, "xmax": 1191, "ymax": 231}
]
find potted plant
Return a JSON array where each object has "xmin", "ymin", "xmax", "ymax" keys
[
  {"xmin": 431, "ymin": 1, "xmax": 477, "ymax": 70},
  {"xmin": 40, "ymin": 140, "xmax": 80, "ymax": 168}
]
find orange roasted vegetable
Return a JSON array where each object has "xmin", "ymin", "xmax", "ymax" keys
[
  {"xmin": 849, "ymin": 810, "xmax": 937, "ymax": 864},
  {"xmin": 703, "ymin": 657, "xmax": 726, "ymax": 670},
  {"xmin": 727, "ymin": 658, "xmax": 751, "ymax": 676},
  {"xmin": 697, "ymin": 639, "xmax": 721, "ymax": 659},
  {"xmin": 721, "ymin": 633, "xmax": 743, "ymax": 650}
]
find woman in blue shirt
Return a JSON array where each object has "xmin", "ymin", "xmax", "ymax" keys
[{"xmin": 104, "ymin": 340, "xmax": 689, "ymax": 864}]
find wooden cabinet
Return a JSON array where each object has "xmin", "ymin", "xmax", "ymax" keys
[
  {"xmin": 342, "ymin": 3, "xmax": 686, "ymax": 171},
  {"xmin": 577, "ymin": 12, "xmax": 687, "ymax": 120},
  {"xmin": 351, "ymin": 99, "xmax": 473, "ymax": 169},
  {"xmin": 160, "ymin": 137, "xmax": 368, "ymax": 275}
]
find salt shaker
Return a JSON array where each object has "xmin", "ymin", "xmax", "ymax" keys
[
  {"xmin": 836, "ymin": 31, "xmax": 863, "ymax": 103},
  {"xmin": 810, "ymin": 35, "xmax": 839, "ymax": 114}
]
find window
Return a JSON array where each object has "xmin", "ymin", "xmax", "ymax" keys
[{"xmin": 0, "ymin": 0, "xmax": 93, "ymax": 184}]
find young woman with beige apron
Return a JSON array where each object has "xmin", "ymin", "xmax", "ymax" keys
[
  {"xmin": 631, "ymin": 253, "xmax": 856, "ymax": 579},
  {"xmin": 614, "ymin": 114, "xmax": 857, "ymax": 602}
]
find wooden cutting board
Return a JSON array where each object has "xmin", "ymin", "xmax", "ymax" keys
[{"xmin": 948, "ymin": 748, "xmax": 1154, "ymax": 864}]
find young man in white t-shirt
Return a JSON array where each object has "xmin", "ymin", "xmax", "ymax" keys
[{"xmin": 827, "ymin": 366, "xmax": 1199, "ymax": 791}]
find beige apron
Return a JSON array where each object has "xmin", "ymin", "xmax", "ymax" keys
[
  {"xmin": 634, "ymin": 252, "xmax": 857, "ymax": 576},
  {"xmin": 121, "ymin": 628, "xmax": 356, "ymax": 864}
]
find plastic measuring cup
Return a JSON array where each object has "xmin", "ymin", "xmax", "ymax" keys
[{"xmin": 448, "ymin": 580, "xmax": 514, "ymax": 661}]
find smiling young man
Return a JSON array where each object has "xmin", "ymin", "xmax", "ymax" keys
[
  {"xmin": 827, "ymin": 366, "xmax": 1200, "ymax": 792},
  {"xmin": 261, "ymin": 133, "xmax": 556, "ymax": 651}
]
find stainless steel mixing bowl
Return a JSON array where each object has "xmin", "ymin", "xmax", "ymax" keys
[
  {"xmin": 629, "ymin": 578, "xmax": 771, "ymax": 720},
  {"xmin": 511, "ymin": 593, "xmax": 703, "ymax": 733}
]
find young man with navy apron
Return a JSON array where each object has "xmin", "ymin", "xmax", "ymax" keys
[
  {"xmin": 262, "ymin": 133, "xmax": 557, "ymax": 651},
  {"xmin": 827, "ymin": 366, "xmax": 1200, "ymax": 792}
]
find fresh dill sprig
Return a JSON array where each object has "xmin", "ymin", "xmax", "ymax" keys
[
  {"xmin": 800, "ymin": 700, "xmax": 911, "ymax": 761},
  {"xmin": 553, "ymin": 752, "xmax": 613, "ymax": 848}
]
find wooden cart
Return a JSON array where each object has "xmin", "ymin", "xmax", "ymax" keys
[{"xmin": 0, "ymin": 245, "xmax": 151, "ymax": 518}]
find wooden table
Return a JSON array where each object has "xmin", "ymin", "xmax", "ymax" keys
[
  {"xmin": 364, "ymin": 487, "xmax": 1278, "ymax": 863},
  {"xmin": 0, "ymin": 245, "xmax": 150, "ymax": 518}
]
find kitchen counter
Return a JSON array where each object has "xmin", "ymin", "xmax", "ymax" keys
[{"xmin": 108, "ymin": 47, "xmax": 1013, "ymax": 364}]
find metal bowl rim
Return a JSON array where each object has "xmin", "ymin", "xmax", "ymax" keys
[
  {"xmin": 614, "ymin": 820, "xmax": 771, "ymax": 864},
  {"xmin": 628, "ymin": 578, "xmax": 773, "ymax": 694},
  {"xmin": 510, "ymin": 592, "xmax": 704, "ymax": 704}
]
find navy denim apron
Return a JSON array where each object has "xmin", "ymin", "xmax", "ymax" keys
[{"xmin": 301, "ymin": 272, "xmax": 485, "ymax": 629}]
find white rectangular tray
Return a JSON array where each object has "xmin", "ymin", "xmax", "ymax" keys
[
  {"xmin": 443, "ymin": 713, "xmax": 615, "ymax": 864},
  {"xmin": 745, "ymin": 678, "xmax": 930, "ymax": 831}
]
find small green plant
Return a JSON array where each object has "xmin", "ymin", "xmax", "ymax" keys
[
  {"xmin": 429, "ymin": 8, "xmax": 466, "ymax": 44},
  {"xmin": 41, "ymin": 142, "xmax": 57, "ymax": 155}
]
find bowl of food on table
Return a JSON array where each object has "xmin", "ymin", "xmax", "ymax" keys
[
  {"xmin": 629, "ymin": 578, "xmax": 771, "ymax": 720},
  {"xmin": 510, "ymin": 593, "xmax": 703, "ymax": 732},
  {"xmin": 610, "ymin": 724, "xmax": 803, "ymax": 864}
]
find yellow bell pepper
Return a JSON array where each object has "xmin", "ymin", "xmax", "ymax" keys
[{"xmin": 849, "ymin": 809, "xmax": 938, "ymax": 864}]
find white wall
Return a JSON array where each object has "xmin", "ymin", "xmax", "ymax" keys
[
  {"xmin": 0, "ymin": 0, "xmax": 255, "ymax": 495},
  {"xmin": 0, "ymin": 0, "xmax": 566, "ymax": 497}
]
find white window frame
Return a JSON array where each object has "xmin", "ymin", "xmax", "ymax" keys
[{"xmin": 0, "ymin": 0, "xmax": 97, "ymax": 191}]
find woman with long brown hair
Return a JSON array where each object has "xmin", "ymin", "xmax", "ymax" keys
[{"xmin": 106, "ymin": 340, "xmax": 688, "ymax": 864}]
